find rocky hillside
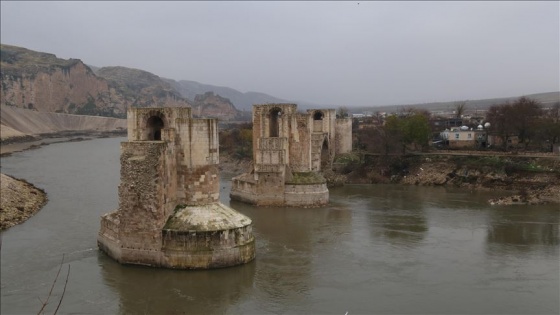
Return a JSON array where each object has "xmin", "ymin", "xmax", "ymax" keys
[
  {"xmin": 96, "ymin": 66, "xmax": 190, "ymax": 110},
  {"xmin": 0, "ymin": 44, "xmax": 191, "ymax": 118},
  {"xmin": 165, "ymin": 79, "xmax": 289, "ymax": 112},
  {"xmin": 1, "ymin": 44, "xmax": 116, "ymax": 115},
  {"xmin": 192, "ymin": 92, "xmax": 239, "ymax": 121}
]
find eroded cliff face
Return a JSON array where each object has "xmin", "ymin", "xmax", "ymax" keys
[
  {"xmin": 1, "ymin": 61, "xmax": 118, "ymax": 114},
  {"xmin": 1, "ymin": 44, "xmax": 192, "ymax": 118}
]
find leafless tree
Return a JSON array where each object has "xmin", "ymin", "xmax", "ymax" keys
[
  {"xmin": 454, "ymin": 101, "xmax": 467, "ymax": 119},
  {"xmin": 486, "ymin": 97, "xmax": 542, "ymax": 150}
]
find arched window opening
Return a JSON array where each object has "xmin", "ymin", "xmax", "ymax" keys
[
  {"xmin": 313, "ymin": 111, "xmax": 324, "ymax": 120},
  {"xmin": 320, "ymin": 139, "xmax": 330, "ymax": 170},
  {"xmin": 269, "ymin": 108, "xmax": 282, "ymax": 137},
  {"xmin": 313, "ymin": 111, "xmax": 324, "ymax": 132},
  {"xmin": 147, "ymin": 116, "xmax": 164, "ymax": 140}
]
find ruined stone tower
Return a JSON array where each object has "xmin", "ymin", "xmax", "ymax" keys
[
  {"xmin": 230, "ymin": 104, "xmax": 352, "ymax": 207},
  {"xmin": 98, "ymin": 107, "xmax": 255, "ymax": 269}
]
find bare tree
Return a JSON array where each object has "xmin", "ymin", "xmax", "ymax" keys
[
  {"xmin": 336, "ymin": 106, "xmax": 349, "ymax": 118},
  {"xmin": 454, "ymin": 101, "xmax": 467, "ymax": 119},
  {"xmin": 486, "ymin": 97, "xmax": 542, "ymax": 150}
]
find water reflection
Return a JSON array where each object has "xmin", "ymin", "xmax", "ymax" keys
[
  {"xmin": 331, "ymin": 185, "xmax": 429, "ymax": 247},
  {"xmin": 99, "ymin": 253, "xmax": 255, "ymax": 314},
  {"xmin": 486, "ymin": 207, "xmax": 559, "ymax": 255},
  {"xmin": 229, "ymin": 200, "xmax": 352, "ymax": 313},
  {"xmin": 372, "ymin": 187, "xmax": 428, "ymax": 245}
]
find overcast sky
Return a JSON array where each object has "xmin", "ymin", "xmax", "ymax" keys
[{"xmin": 1, "ymin": 1, "xmax": 558, "ymax": 107}]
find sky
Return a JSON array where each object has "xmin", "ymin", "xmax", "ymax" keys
[{"xmin": 1, "ymin": 1, "xmax": 559, "ymax": 107}]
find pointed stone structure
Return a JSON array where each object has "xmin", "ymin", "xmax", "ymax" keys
[{"xmin": 98, "ymin": 107, "xmax": 255, "ymax": 269}]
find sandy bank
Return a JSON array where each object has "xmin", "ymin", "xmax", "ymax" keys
[
  {"xmin": 0, "ymin": 105, "xmax": 126, "ymax": 142},
  {"xmin": 0, "ymin": 173, "xmax": 48, "ymax": 230}
]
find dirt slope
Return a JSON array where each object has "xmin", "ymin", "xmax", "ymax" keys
[{"xmin": 0, "ymin": 106, "xmax": 126, "ymax": 141}]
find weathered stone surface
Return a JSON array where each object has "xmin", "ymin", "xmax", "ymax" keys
[
  {"xmin": 98, "ymin": 107, "xmax": 255, "ymax": 269},
  {"xmin": 231, "ymin": 104, "xmax": 352, "ymax": 207}
]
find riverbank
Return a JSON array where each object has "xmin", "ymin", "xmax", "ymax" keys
[
  {"xmin": 219, "ymin": 151, "xmax": 560, "ymax": 206},
  {"xmin": 0, "ymin": 173, "xmax": 48, "ymax": 230},
  {"xmin": 335, "ymin": 153, "xmax": 560, "ymax": 206},
  {"xmin": 0, "ymin": 130, "xmax": 126, "ymax": 229},
  {"xmin": 0, "ymin": 129, "xmax": 127, "ymax": 157}
]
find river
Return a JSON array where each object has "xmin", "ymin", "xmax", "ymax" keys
[{"xmin": 1, "ymin": 137, "xmax": 558, "ymax": 314}]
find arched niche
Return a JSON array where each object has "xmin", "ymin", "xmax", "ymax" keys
[
  {"xmin": 313, "ymin": 111, "xmax": 324, "ymax": 120},
  {"xmin": 313, "ymin": 111, "xmax": 324, "ymax": 132},
  {"xmin": 146, "ymin": 115, "xmax": 165, "ymax": 140},
  {"xmin": 320, "ymin": 138, "xmax": 330, "ymax": 170},
  {"xmin": 269, "ymin": 108, "xmax": 282, "ymax": 137}
]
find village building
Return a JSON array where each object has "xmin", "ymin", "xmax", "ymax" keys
[
  {"xmin": 97, "ymin": 107, "xmax": 255, "ymax": 269},
  {"xmin": 230, "ymin": 104, "xmax": 352, "ymax": 207},
  {"xmin": 440, "ymin": 125, "xmax": 488, "ymax": 149}
]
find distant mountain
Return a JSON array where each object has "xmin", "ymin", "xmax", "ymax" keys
[
  {"xmin": 3, "ymin": 43, "xmax": 557, "ymax": 122},
  {"xmin": 164, "ymin": 79, "xmax": 290, "ymax": 112},
  {"xmin": 96, "ymin": 66, "xmax": 190, "ymax": 109},
  {"xmin": 349, "ymin": 91, "xmax": 560, "ymax": 114}
]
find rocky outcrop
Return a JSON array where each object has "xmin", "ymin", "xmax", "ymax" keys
[
  {"xmin": 1, "ymin": 44, "xmax": 192, "ymax": 118},
  {"xmin": 1, "ymin": 44, "xmax": 117, "ymax": 115},
  {"xmin": 192, "ymin": 92, "xmax": 239, "ymax": 120},
  {"xmin": 0, "ymin": 173, "xmax": 47, "ymax": 230},
  {"xmin": 96, "ymin": 66, "xmax": 191, "ymax": 110}
]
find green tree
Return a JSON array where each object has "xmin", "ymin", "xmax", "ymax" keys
[
  {"xmin": 383, "ymin": 115, "xmax": 404, "ymax": 154},
  {"xmin": 402, "ymin": 114, "xmax": 431, "ymax": 152}
]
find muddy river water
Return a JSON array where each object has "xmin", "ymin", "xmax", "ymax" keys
[{"xmin": 1, "ymin": 137, "xmax": 558, "ymax": 314}]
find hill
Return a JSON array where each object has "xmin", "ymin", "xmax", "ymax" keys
[
  {"xmin": 349, "ymin": 92, "xmax": 560, "ymax": 114},
  {"xmin": 164, "ymin": 79, "xmax": 290, "ymax": 112},
  {"xmin": 0, "ymin": 44, "xmax": 195, "ymax": 118}
]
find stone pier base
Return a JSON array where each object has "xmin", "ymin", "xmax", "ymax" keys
[{"xmin": 98, "ymin": 203, "xmax": 255, "ymax": 269}]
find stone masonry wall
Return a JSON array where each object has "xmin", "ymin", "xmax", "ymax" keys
[
  {"xmin": 289, "ymin": 114, "xmax": 312, "ymax": 172},
  {"xmin": 162, "ymin": 225, "xmax": 255, "ymax": 269},
  {"xmin": 128, "ymin": 107, "xmax": 192, "ymax": 142},
  {"xmin": 175, "ymin": 118, "xmax": 220, "ymax": 205},
  {"xmin": 335, "ymin": 118, "xmax": 352, "ymax": 155},
  {"xmin": 118, "ymin": 141, "xmax": 167, "ymax": 256}
]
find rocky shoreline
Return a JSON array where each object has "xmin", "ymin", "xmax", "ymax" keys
[
  {"xmin": 0, "ymin": 173, "xmax": 48, "ymax": 230},
  {"xmin": 331, "ymin": 153, "xmax": 560, "ymax": 206},
  {"xmin": 220, "ymin": 152, "xmax": 559, "ymax": 206}
]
